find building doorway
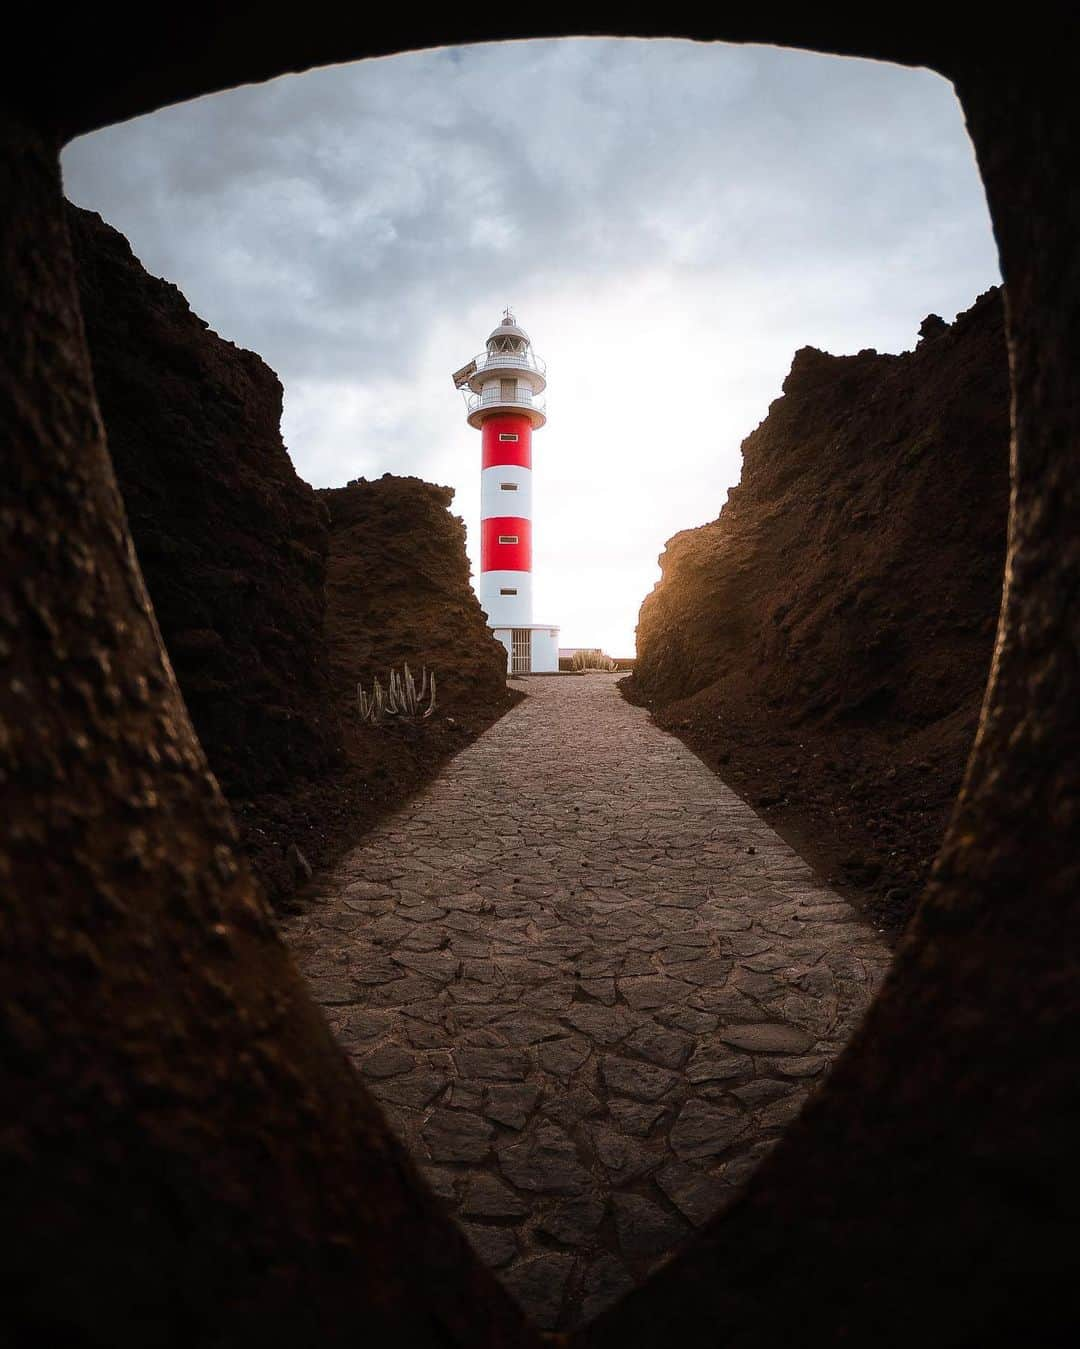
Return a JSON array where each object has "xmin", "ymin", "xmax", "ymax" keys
[{"xmin": 511, "ymin": 628, "xmax": 531, "ymax": 674}]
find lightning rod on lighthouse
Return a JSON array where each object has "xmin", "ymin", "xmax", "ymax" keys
[{"xmin": 453, "ymin": 310, "xmax": 559, "ymax": 675}]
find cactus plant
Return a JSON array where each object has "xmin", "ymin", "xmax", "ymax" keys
[{"xmin": 357, "ymin": 664, "xmax": 436, "ymax": 724}]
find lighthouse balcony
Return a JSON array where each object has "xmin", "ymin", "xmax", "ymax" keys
[
  {"xmin": 467, "ymin": 388, "xmax": 547, "ymax": 430},
  {"xmin": 466, "ymin": 349, "xmax": 547, "ymax": 394}
]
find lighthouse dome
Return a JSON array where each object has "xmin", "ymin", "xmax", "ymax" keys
[
  {"xmin": 457, "ymin": 308, "xmax": 546, "ymax": 421},
  {"xmin": 486, "ymin": 311, "xmax": 530, "ymax": 351}
]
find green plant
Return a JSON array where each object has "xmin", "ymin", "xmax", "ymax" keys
[
  {"xmin": 570, "ymin": 648, "xmax": 618, "ymax": 672},
  {"xmin": 357, "ymin": 663, "xmax": 436, "ymax": 724}
]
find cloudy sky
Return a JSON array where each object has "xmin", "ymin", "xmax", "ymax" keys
[{"xmin": 63, "ymin": 39, "xmax": 999, "ymax": 655}]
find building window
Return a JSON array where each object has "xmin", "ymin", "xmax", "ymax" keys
[
  {"xmin": 500, "ymin": 587, "xmax": 518, "ymax": 596},
  {"xmin": 500, "ymin": 482, "xmax": 518, "ymax": 491},
  {"xmin": 498, "ymin": 433, "xmax": 519, "ymax": 442},
  {"xmin": 498, "ymin": 534, "xmax": 519, "ymax": 545}
]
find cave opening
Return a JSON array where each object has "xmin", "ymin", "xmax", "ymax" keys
[
  {"xmin": 57, "ymin": 36, "xmax": 1008, "ymax": 1332},
  {"xmin": 5, "ymin": 14, "xmax": 1080, "ymax": 1348}
]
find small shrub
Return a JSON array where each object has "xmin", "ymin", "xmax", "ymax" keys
[
  {"xmin": 357, "ymin": 664, "xmax": 436, "ymax": 724},
  {"xmin": 571, "ymin": 648, "xmax": 618, "ymax": 672}
]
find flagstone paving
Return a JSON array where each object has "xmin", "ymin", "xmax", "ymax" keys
[{"xmin": 279, "ymin": 673, "xmax": 892, "ymax": 1331}]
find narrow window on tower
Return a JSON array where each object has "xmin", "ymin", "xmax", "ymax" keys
[
  {"xmin": 498, "ymin": 433, "xmax": 519, "ymax": 442},
  {"xmin": 500, "ymin": 587, "xmax": 518, "ymax": 596},
  {"xmin": 500, "ymin": 482, "xmax": 518, "ymax": 491},
  {"xmin": 498, "ymin": 535, "xmax": 519, "ymax": 545}
]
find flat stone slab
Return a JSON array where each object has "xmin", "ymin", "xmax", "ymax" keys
[
  {"xmin": 369, "ymin": 1070, "xmax": 447, "ymax": 1109},
  {"xmin": 483, "ymin": 1083, "xmax": 540, "ymax": 1130},
  {"xmin": 670, "ymin": 1100, "xmax": 748, "ymax": 1160},
  {"xmin": 591, "ymin": 1125, "xmax": 656, "ymax": 1181},
  {"xmin": 461, "ymin": 1223, "xmax": 518, "ymax": 1270},
  {"xmin": 717, "ymin": 1023, "xmax": 816, "ymax": 1054},
  {"xmin": 500, "ymin": 1254, "xmax": 574, "ymax": 1331},
  {"xmin": 582, "ymin": 1254, "xmax": 635, "ymax": 1322},
  {"xmin": 360, "ymin": 1046, "xmax": 416, "ymax": 1079},
  {"xmin": 537, "ymin": 1194, "xmax": 606, "ymax": 1245},
  {"xmin": 422, "ymin": 1109, "xmax": 493, "ymax": 1163},
  {"xmin": 460, "ymin": 1174, "xmax": 528, "ymax": 1220},
  {"xmin": 655, "ymin": 1161, "xmax": 732, "ymax": 1226},
  {"xmin": 612, "ymin": 1193, "xmax": 690, "ymax": 1263},
  {"xmin": 455, "ymin": 1048, "xmax": 530, "ymax": 1080},
  {"xmin": 280, "ymin": 673, "xmax": 892, "ymax": 1332},
  {"xmin": 601, "ymin": 1055, "xmax": 680, "ymax": 1102},
  {"xmin": 499, "ymin": 1124, "xmax": 591, "ymax": 1195}
]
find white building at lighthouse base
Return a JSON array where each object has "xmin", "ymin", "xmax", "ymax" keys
[{"xmin": 489, "ymin": 623, "xmax": 561, "ymax": 677}]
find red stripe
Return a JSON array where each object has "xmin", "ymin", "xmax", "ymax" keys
[
  {"xmin": 481, "ymin": 516, "xmax": 532, "ymax": 572},
  {"xmin": 481, "ymin": 414, "xmax": 532, "ymax": 469}
]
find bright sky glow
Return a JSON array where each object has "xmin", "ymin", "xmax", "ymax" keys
[{"xmin": 63, "ymin": 39, "xmax": 999, "ymax": 656}]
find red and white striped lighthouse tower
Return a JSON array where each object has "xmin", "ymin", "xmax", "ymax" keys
[{"xmin": 453, "ymin": 311, "xmax": 559, "ymax": 674}]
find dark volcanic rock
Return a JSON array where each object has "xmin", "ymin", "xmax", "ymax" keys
[
  {"xmin": 655, "ymin": 1161, "xmax": 731, "ymax": 1226},
  {"xmin": 460, "ymin": 1175, "xmax": 528, "ymax": 1220},
  {"xmin": 68, "ymin": 206, "xmax": 338, "ymax": 800},
  {"xmin": 537, "ymin": 1194, "xmax": 606, "ymax": 1245},
  {"xmin": 499, "ymin": 1253, "xmax": 574, "ymax": 1331},
  {"xmin": 581, "ymin": 1253, "xmax": 635, "ymax": 1322},
  {"xmin": 612, "ymin": 1194, "xmax": 690, "ymax": 1264},
  {"xmin": 499, "ymin": 1123, "xmax": 590, "ymax": 1194},
  {"xmin": 670, "ymin": 1099, "xmax": 748, "ymax": 1160},
  {"xmin": 718, "ymin": 1024, "xmax": 814, "ymax": 1055},
  {"xmin": 628, "ymin": 289, "xmax": 1009, "ymax": 935},
  {"xmin": 422, "ymin": 1109, "xmax": 494, "ymax": 1163},
  {"xmin": 320, "ymin": 475, "xmax": 509, "ymax": 716}
]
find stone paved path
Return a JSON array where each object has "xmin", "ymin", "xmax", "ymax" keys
[{"xmin": 280, "ymin": 674, "xmax": 891, "ymax": 1331}]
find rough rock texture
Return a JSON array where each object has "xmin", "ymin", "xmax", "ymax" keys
[
  {"xmin": 68, "ymin": 204, "xmax": 339, "ymax": 800},
  {"xmin": 628, "ymin": 290, "xmax": 1009, "ymax": 934},
  {"xmin": 224, "ymin": 477, "xmax": 518, "ymax": 907},
  {"xmin": 322, "ymin": 475, "xmax": 510, "ymax": 716},
  {"xmin": 251, "ymin": 475, "xmax": 519, "ymax": 909}
]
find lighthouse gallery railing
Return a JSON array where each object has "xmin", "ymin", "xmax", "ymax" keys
[
  {"xmin": 470, "ymin": 349, "xmax": 547, "ymax": 377},
  {"xmin": 466, "ymin": 388, "xmax": 547, "ymax": 416}
]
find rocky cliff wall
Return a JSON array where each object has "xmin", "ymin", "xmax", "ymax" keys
[
  {"xmin": 629, "ymin": 290, "xmax": 1010, "ymax": 933},
  {"xmin": 321, "ymin": 475, "xmax": 510, "ymax": 716},
  {"xmin": 69, "ymin": 205, "xmax": 339, "ymax": 802},
  {"xmin": 69, "ymin": 207, "xmax": 513, "ymax": 906}
]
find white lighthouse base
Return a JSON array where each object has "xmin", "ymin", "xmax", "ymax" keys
[{"xmin": 493, "ymin": 624, "xmax": 560, "ymax": 676}]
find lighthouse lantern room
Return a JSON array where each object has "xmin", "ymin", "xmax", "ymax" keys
[{"xmin": 453, "ymin": 311, "xmax": 559, "ymax": 675}]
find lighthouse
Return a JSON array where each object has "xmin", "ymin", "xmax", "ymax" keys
[{"xmin": 453, "ymin": 311, "xmax": 559, "ymax": 675}]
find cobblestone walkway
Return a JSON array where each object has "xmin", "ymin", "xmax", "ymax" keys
[{"xmin": 280, "ymin": 674, "xmax": 891, "ymax": 1331}]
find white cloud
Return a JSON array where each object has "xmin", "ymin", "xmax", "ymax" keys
[{"xmin": 63, "ymin": 38, "xmax": 999, "ymax": 656}]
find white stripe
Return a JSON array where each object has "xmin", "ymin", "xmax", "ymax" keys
[
  {"xmin": 481, "ymin": 464, "xmax": 532, "ymax": 520},
  {"xmin": 478, "ymin": 570, "xmax": 533, "ymax": 627}
]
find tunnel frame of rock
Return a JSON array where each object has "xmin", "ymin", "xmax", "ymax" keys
[{"xmin": 2, "ymin": 13, "xmax": 1078, "ymax": 1349}]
